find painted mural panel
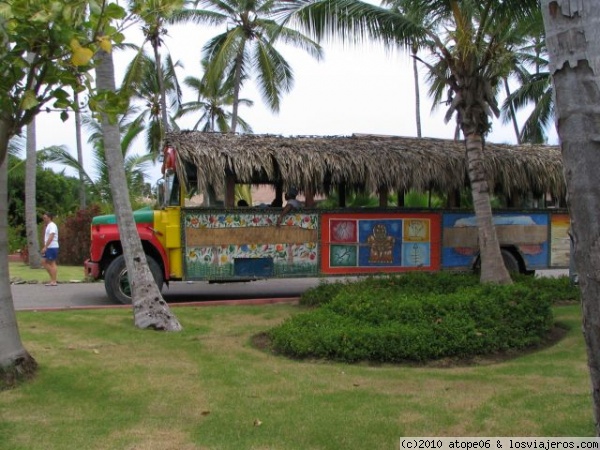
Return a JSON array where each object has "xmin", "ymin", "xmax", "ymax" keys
[
  {"xmin": 183, "ymin": 210, "xmax": 319, "ymax": 280},
  {"xmin": 321, "ymin": 213, "xmax": 441, "ymax": 274},
  {"xmin": 442, "ymin": 213, "xmax": 550, "ymax": 269},
  {"xmin": 550, "ymin": 213, "xmax": 570, "ymax": 267}
]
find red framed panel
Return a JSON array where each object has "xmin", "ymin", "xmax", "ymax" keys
[{"xmin": 320, "ymin": 212, "xmax": 442, "ymax": 275}]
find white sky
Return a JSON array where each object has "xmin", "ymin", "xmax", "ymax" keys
[{"xmin": 33, "ymin": 21, "xmax": 558, "ymax": 184}]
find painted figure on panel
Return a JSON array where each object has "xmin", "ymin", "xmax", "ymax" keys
[{"xmin": 367, "ymin": 224, "xmax": 395, "ymax": 263}]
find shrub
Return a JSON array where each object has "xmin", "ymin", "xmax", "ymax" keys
[
  {"xmin": 58, "ymin": 205, "xmax": 102, "ymax": 266},
  {"xmin": 300, "ymin": 280, "xmax": 347, "ymax": 307},
  {"xmin": 268, "ymin": 276, "xmax": 555, "ymax": 363},
  {"xmin": 300, "ymin": 272, "xmax": 480, "ymax": 308},
  {"xmin": 8, "ymin": 223, "xmax": 26, "ymax": 254},
  {"xmin": 512, "ymin": 274, "xmax": 579, "ymax": 303}
]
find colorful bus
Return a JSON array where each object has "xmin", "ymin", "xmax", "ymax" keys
[{"xmin": 84, "ymin": 133, "xmax": 568, "ymax": 303}]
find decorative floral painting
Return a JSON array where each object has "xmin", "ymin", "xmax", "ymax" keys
[{"xmin": 183, "ymin": 210, "xmax": 319, "ymax": 279}]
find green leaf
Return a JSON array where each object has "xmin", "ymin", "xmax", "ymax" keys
[
  {"xmin": 21, "ymin": 91, "xmax": 39, "ymax": 110},
  {"xmin": 112, "ymin": 32, "xmax": 125, "ymax": 45},
  {"xmin": 88, "ymin": 0, "xmax": 102, "ymax": 15},
  {"xmin": 105, "ymin": 3, "xmax": 126, "ymax": 20},
  {"xmin": 53, "ymin": 99, "xmax": 69, "ymax": 109},
  {"xmin": 0, "ymin": 4, "xmax": 14, "ymax": 19},
  {"xmin": 60, "ymin": 111, "xmax": 69, "ymax": 122},
  {"xmin": 62, "ymin": 5, "xmax": 72, "ymax": 21},
  {"xmin": 51, "ymin": 88, "xmax": 70, "ymax": 101},
  {"xmin": 31, "ymin": 10, "xmax": 51, "ymax": 22},
  {"xmin": 50, "ymin": 1, "xmax": 66, "ymax": 16}
]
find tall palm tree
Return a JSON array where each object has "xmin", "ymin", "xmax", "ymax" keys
[
  {"xmin": 0, "ymin": 141, "xmax": 39, "ymax": 386},
  {"xmin": 25, "ymin": 121, "xmax": 42, "ymax": 268},
  {"xmin": 501, "ymin": 51, "xmax": 554, "ymax": 144},
  {"xmin": 380, "ymin": 0, "xmax": 430, "ymax": 138},
  {"xmin": 495, "ymin": 9, "xmax": 553, "ymax": 144},
  {"xmin": 127, "ymin": 0, "xmax": 194, "ymax": 149},
  {"xmin": 23, "ymin": 51, "xmax": 42, "ymax": 269},
  {"xmin": 184, "ymin": 0, "xmax": 323, "ymax": 132},
  {"xmin": 285, "ymin": 0, "xmax": 540, "ymax": 284},
  {"xmin": 541, "ymin": 0, "xmax": 600, "ymax": 432},
  {"xmin": 420, "ymin": 12, "xmax": 537, "ymax": 143},
  {"xmin": 177, "ymin": 60, "xmax": 254, "ymax": 205},
  {"xmin": 177, "ymin": 60, "xmax": 254, "ymax": 132},
  {"xmin": 94, "ymin": 44, "xmax": 182, "ymax": 331},
  {"xmin": 74, "ymin": 89, "xmax": 87, "ymax": 209},
  {"xmin": 122, "ymin": 53, "xmax": 183, "ymax": 158}
]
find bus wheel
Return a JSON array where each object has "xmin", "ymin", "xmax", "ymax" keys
[
  {"xmin": 501, "ymin": 249, "xmax": 521, "ymax": 274},
  {"xmin": 473, "ymin": 250, "xmax": 522, "ymax": 274},
  {"xmin": 104, "ymin": 255, "xmax": 164, "ymax": 304}
]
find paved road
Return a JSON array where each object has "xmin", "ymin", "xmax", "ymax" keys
[
  {"xmin": 11, "ymin": 277, "xmax": 327, "ymax": 311},
  {"xmin": 12, "ymin": 269, "xmax": 570, "ymax": 311}
]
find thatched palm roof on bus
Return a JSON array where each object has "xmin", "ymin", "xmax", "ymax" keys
[{"xmin": 166, "ymin": 131, "xmax": 565, "ymax": 198}]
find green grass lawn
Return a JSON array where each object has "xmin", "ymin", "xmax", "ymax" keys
[
  {"xmin": 9, "ymin": 262, "xmax": 86, "ymax": 283},
  {"xmin": 0, "ymin": 303, "xmax": 593, "ymax": 450}
]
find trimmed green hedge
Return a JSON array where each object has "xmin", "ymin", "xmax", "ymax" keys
[
  {"xmin": 300, "ymin": 272, "xmax": 480, "ymax": 307},
  {"xmin": 268, "ymin": 273, "xmax": 563, "ymax": 363},
  {"xmin": 512, "ymin": 273, "xmax": 579, "ymax": 303}
]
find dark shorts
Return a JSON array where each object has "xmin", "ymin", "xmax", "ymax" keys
[{"xmin": 44, "ymin": 248, "xmax": 59, "ymax": 262}]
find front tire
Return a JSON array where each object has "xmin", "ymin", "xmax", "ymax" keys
[{"xmin": 104, "ymin": 255, "xmax": 164, "ymax": 304}]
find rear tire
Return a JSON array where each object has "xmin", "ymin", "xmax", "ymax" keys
[
  {"xmin": 501, "ymin": 249, "xmax": 521, "ymax": 273},
  {"xmin": 473, "ymin": 249, "xmax": 523, "ymax": 275},
  {"xmin": 104, "ymin": 255, "xmax": 164, "ymax": 304}
]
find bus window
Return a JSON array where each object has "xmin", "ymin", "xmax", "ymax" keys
[{"xmin": 167, "ymin": 172, "xmax": 180, "ymax": 206}]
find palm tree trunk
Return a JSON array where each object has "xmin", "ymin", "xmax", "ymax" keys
[
  {"xmin": 230, "ymin": 53, "xmax": 245, "ymax": 133},
  {"xmin": 74, "ymin": 90, "xmax": 86, "ymax": 209},
  {"xmin": 95, "ymin": 48, "xmax": 181, "ymax": 331},
  {"xmin": 152, "ymin": 41, "xmax": 170, "ymax": 149},
  {"xmin": 542, "ymin": 0, "xmax": 600, "ymax": 433},
  {"xmin": 24, "ymin": 50, "xmax": 42, "ymax": 268},
  {"xmin": 25, "ymin": 120, "xmax": 42, "ymax": 268},
  {"xmin": 0, "ymin": 122, "xmax": 37, "ymax": 386},
  {"xmin": 454, "ymin": 122, "xmax": 461, "ymax": 140},
  {"xmin": 503, "ymin": 78, "xmax": 521, "ymax": 144},
  {"xmin": 464, "ymin": 133, "xmax": 511, "ymax": 284},
  {"xmin": 412, "ymin": 47, "xmax": 422, "ymax": 138},
  {"xmin": 230, "ymin": 52, "xmax": 248, "ymax": 202}
]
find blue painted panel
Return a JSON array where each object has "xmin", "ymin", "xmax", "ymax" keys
[
  {"xmin": 442, "ymin": 212, "xmax": 550, "ymax": 269},
  {"xmin": 357, "ymin": 219, "xmax": 403, "ymax": 267},
  {"xmin": 234, "ymin": 258, "xmax": 274, "ymax": 277}
]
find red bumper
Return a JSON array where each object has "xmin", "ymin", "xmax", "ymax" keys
[{"xmin": 84, "ymin": 259, "xmax": 101, "ymax": 279}]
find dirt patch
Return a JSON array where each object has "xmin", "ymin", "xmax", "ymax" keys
[
  {"xmin": 251, "ymin": 324, "xmax": 570, "ymax": 368},
  {"xmin": 252, "ymin": 331, "xmax": 273, "ymax": 352}
]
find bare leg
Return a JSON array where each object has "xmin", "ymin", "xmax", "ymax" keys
[{"xmin": 43, "ymin": 258, "xmax": 58, "ymax": 285}]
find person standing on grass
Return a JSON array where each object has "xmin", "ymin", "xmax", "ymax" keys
[{"xmin": 41, "ymin": 211, "xmax": 59, "ymax": 286}]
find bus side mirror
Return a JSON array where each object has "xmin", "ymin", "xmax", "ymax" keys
[
  {"xmin": 156, "ymin": 175, "xmax": 176, "ymax": 208},
  {"xmin": 156, "ymin": 179, "xmax": 166, "ymax": 208}
]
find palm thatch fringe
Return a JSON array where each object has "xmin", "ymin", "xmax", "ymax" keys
[{"xmin": 166, "ymin": 131, "xmax": 564, "ymax": 199}]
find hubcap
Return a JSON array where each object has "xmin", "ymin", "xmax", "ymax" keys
[{"xmin": 118, "ymin": 268, "xmax": 131, "ymax": 297}]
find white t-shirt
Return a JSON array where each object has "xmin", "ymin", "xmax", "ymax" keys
[{"xmin": 45, "ymin": 222, "xmax": 59, "ymax": 248}]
